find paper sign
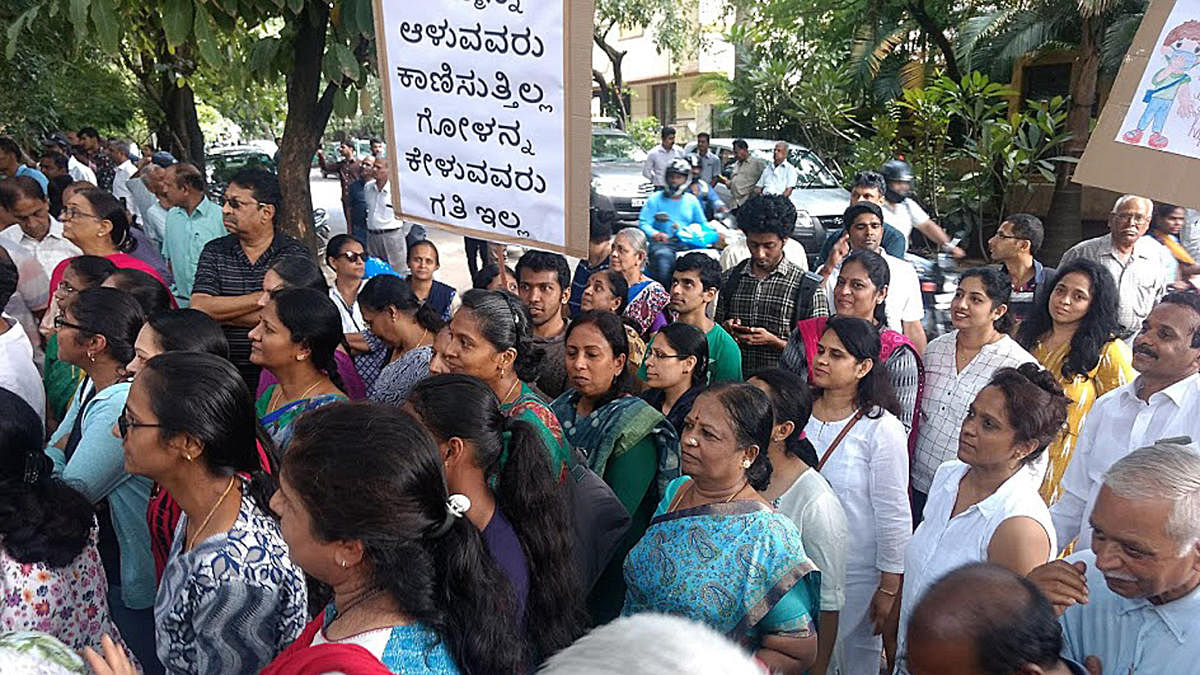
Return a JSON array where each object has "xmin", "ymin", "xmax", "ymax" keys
[
  {"xmin": 373, "ymin": 0, "xmax": 592, "ymax": 257},
  {"xmin": 1076, "ymin": 0, "xmax": 1200, "ymax": 207}
]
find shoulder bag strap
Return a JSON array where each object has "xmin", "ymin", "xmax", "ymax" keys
[{"xmin": 816, "ymin": 409, "xmax": 865, "ymax": 471}]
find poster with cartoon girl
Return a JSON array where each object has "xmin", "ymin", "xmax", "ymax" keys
[{"xmin": 1118, "ymin": 10, "xmax": 1200, "ymax": 156}]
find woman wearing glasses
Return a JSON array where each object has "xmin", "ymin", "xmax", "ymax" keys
[
  {"xmin": 120, "ymin": 352, "xmax": 306, "ymax": 674},
  {"xmin": 52, "ymin": 188, "xmax": 165, "ymax": 294},
  {"xmin": 639, "ymin": 322, "xmax": 709, "ymax": 434},
  {"xmin": 42, "ymin": 287, "xmax": 159, "ymax": 671},
  {"xmin": 324, "ymin": 234, "xmax": 371, "ymax": 354},
  {"xmin": 249, "ymin": 288, "xmax": 348, "ymax": 451},
  {"xmin": 357, "ymin": 275, "xmax": 443, "ymax": 406}
]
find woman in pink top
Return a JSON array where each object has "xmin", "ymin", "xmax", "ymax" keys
[{"xmin": 50, "ymin": 186, "xmax": 166, "ymax": 292}]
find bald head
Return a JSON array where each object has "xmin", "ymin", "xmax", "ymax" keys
[{"xmin": 906, "ymin": 564, "xmax": 1064, "ymax": 675}]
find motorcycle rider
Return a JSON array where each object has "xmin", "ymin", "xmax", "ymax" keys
[
  {"xmin": 638, "ymin": 158, "xmax": 716, "ymax": 285},
  {"xmin": 686, "ymin": 154, "xmax": 727, "ymax": 221},
  {"xmin": 880, "ymin": 159, "xmax": 965, "ymax": 258}
]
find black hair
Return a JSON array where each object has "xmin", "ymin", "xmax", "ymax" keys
[
  {"xmin": 732, "ymin": 139, "xmax": 748, "ymax": 151},
  {"xmin": 599, "ymin": 270, "xmax": 628, "ymax": 314},
  {"xmin": 672, "ymin": 251, "xmax": 722, "ymax": 291},
  {"xmin": 820, "ymin": 315, "xmax": 901, "ymax": 418},
  {"xmin": 0, "ymin": 136, "xmax": 21, "ymax": 158},
  {"xmin": 338, "ymin": 139, "xmax": 354, "ymax": 150},
  {"xmin": 270, "ymin": 288, "xmax": 346, "ymax": 393},
  {"xmin": 324, "ymin": 233, "xmax": 363, "ymax": 263},
  {"xmin": 228, "ymin": 168, "xmax": 281, "ymax": 226},
  {"xmin": 140, "ymin": 353, "xmax": 279, "ymax": 513},
  {"xmin": 0, "ymin": 175, "xmax": 46, "ymax": 206},
  {"xmin": 285, "ymin": 402, "xmax": 525, "ymax": 675},
  {"xmin": 358, "ymin": 274, "xmax": 444, "ymax": 334},
  {"xmin": 982, "ymin": 364, "xmax": 1069, "ymax": 466},
  {"xmin": 735, "ymin": 194, "xmax": 795, "ymax": 240},
  {"xmin": 1157, "ymin": 291, "xmax": 1200, "ymax": 348},
  {"xmin": 459, "ymin": 289, "xmax": 543, "ymax": 382},
  {"xmin": 589, "ymin": 207, "xmax": 615, "ymax": 243},
  {"xmin": 751, "ymin": 368, "xmax": 819, "ymax": 469},
  {"xmin": 516, "ymin": 250, "xmax": 570, "ymax": 292},
  {"xmin": 0, "ymin": 248, "xmax": 16, "ymax": 309},
  {"xmin": 0, "ymin": 390, "xmax": 95, "ymax": 568},
  {"xmin": 1016, "ymin": 258, "xmax": 1122, "ymax": 377},
  {"xmin": 840, "ymin": 249, "xmax": 890, "ymax": 326},
  {"xmin": 851, "ymin": 170, "xmax": 886, "ymax": 195},
  {"xmin": 146, "ymin": 308, "xmax": 229, "ymax": 360},
  {"xmin": 68, "ymin": 287, "xmax": 145, "ymax": 370},
  {"xmin": 472, "ymin": 264, "xmax": 516, "ymax": 290},
  {"xmin": 660, "ymin": 126, "xmax": 676, "ymax": 138},
  {"xmin": 654, "ymin": 322, "xmax": 709, "ymax": 388},
  {"xmin": 104, "ymin": 268, "xmax": 171, "ymax": 317},
  {"xmin": 408, "ymin": 375, "xmax": 586, "ymax": 660},
  {"xmin": 408, "ymin": 239, "xmax": 440, "ymax": 265},
  {"xmin": 76, "ymin": 187, "xmax": 137, "ymax": 253},
  {"xmin": 78, "ymin": 126, "xmax": 100, "ymax": 140},
  {"xmin": 40, "ymin": 153, "xmax": 68, "ymax": 171},
  {"xmin": 1153, "ymin": 202, "xmax": 1185, "ymax": 229},
  {"xmin": 842, "ymin": 201, "xmax": 884, "ymax": 229},
  {"xmin": 65, "ymin": 255, "xmax": 117, "ymax": 287},
  {"xmin": 958, "ymin": 267, "xmax": 1014, "ymax": 334},
  {"xmin": 1002, "ymin": 213, "xmax": 1044, "ymax": 255},
  {"xmin": 564, "ymin": 310, "xmax": 637, "ymax": 408},
  {"xmin": 701, "ymin": 383, "xmax": 775, "ymax": 491},
  {"xmin": 696, "ymin": 132, "xmax": 711, "ymax": 141},
  {"xmin": 268, "ymin": 255, "xmax": 328, "ymax": 294}
]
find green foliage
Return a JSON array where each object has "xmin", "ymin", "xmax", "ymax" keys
[{"xmin": 627, "ymin": 116, "xmax": 661, "ymax": 150}]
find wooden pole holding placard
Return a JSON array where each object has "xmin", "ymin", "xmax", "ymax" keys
[{"xmin": 371, "ymin": 0, "xmax": 593, "ymax": 258}]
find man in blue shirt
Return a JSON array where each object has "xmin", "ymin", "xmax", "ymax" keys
[
  {"xmin": 638, "ymin": 158, "xmax": 714, "ymax": 286},
  {"xmin": 686, "ymin": 154, "xmax": 727, "ymax": 220},
  {"xmin": 0, "ymin": 137, "xmax": 48, "ymax": 193},
  {"xmin": 162, "ymin": 163, "xmax": 225, "ymax": 306}
]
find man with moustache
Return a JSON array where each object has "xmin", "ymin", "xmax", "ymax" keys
[
  {"xmin": 516, "ymin": 249, "xmax": 571, "ymax": 398},
  {"xmin": 1060, "ymin": 195, "xmax": 1176, "ymax": 338},
  {"xmin": 1030, "ymin": 443, "xmax": 1200, "ymax": 674},
  {"xmin": 1050, "ymin": 292, "xmax": 1200, "ymax": 551}
]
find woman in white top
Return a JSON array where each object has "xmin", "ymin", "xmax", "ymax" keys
[
  {"xmin": 910, "ymin": 267, "xmax": 1036, "ymax": 518},
  {"xmin": 752, "ymin": 367, "xmax": 849, "ymax": 675},
  {"xmin": 804, "ymin": 316, "xmax": 911, "ymax": 675},
  {"xmin": 324, "ymin": 234, "xmax": 370, "ymax": 354},
  {"xmin": 887, "ymin": 363, "xmax": 1066, "ymax": 673}
]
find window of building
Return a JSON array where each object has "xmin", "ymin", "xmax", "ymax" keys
[
  {"xmin": 650, "ymin": 83, "xmax": 676, "ymax": 125},
  {"xmin": 618, "ymin": 24, "xmax": 644, "ymax": 40}
]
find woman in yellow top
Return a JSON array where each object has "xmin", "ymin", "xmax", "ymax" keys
[{"xmin": 1015, "ymin": 258, "xmax": 1134, "ymax": 503}]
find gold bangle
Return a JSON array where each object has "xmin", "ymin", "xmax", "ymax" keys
[{"xmin": 876, "ymin": 586, "xmax": 897, "ymax": 597}]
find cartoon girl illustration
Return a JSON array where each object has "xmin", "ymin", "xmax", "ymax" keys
[{"xmin": 1122, "ymin": 19, "xmax": 1200, "ymax": 149}]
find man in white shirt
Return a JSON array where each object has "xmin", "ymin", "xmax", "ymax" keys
[
  {"xmin": 0, "ymin": 236, "xmax": 48, "ymax": 350},
  {"xmin": 0, "ymin": 249, "xmax": 45, "ymax": 421},
  {"xmin": 40, "ymin": 134, "xmax": 96, "ymax": 184},
  {"xmin": 818, "ymin": 202, "xmax": 927, "ymax": 352},
  {"xmin": 108, "ymin": 139, "xmax": 137, "ymax": 207},
  {"xmin": 0, "ymin": 176, "xmax": 81, "ymax": 280},
  {"xmin": 879, "ymin": 159, "xmax": 965, "ymax": 257},
  {"xmin": 642, "ymin": 126, "xmax": 684, "ymax": 188},
  {"xmin": 754, "ymin": 141, "xmax": 800, "ymax": 198},
  {"xmin": 1050, "ymin": 292, "xmax": 1200, "ymax": 551},
  {"xmin": 1060, "ymin": 194, "xmax": 1176, "ymax": 337},
  {"xmin": 1030, "ymin": 442, "xmax": 1200, "ymax": 674},
  {"xmin": 363, "ymin": 156, "xmax": 410, "ymax": 273}
]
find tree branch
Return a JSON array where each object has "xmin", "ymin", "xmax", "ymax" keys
[{"xmin": 906, "ymin": 0, "xmax": 961, "ymax": 80}]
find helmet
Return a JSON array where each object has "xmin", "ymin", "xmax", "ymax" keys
[
  {"xmin": 880, "ymin": 159, "xmax": 914, "ymax": 183},
  {"xmin": 686, "ymin": 153, "xmax": 702, "ymax": 171},
  {"xmin": 664, "ymin": 158, "xmax": 693, "ymax": 198}
]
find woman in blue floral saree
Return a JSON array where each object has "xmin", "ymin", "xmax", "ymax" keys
[{"xmin": 623, "ymin": 384, "xmax": 820, "ymax": 674}]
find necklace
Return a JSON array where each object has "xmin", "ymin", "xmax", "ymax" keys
[
  {"xmin": 668, "ymin": 480, "xmax": 749, "ymax": 512},
  {"xmin": 269, "ymin": 378, "xmax": 324, "ymax": 412},
  {"xmin": 330, "ymin": 588, "xmax": 385, "ymax": 630},
  {"xmin": 185, "ymin": 476, "xmax": 237, "ymax": 552},
  {"xmin": 499, "ymin": 377, "xmax": 520, "ymax": 405}
]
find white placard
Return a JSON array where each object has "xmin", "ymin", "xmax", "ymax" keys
[{"xmin": 375, "ymin": 0, "xmax": 571, "ymax": 249}]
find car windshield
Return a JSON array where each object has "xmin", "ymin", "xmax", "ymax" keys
[
  {"xmin": 788, "ymin": 148, "xmax": 840, "ymax": 188},
  {"xmin": 208, "ymin": 152, "xmax": 275, "ymax": 182},
  {"xmin": 592, "ymin": 133, "xmax": 647, "ymax": 162}
]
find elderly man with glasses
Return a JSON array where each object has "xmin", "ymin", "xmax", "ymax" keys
[
  {"xmin": 1060, "ymin": 194, "xmax": 1176, "ymax": 338},
  {"xmin": 988, "ymin": 213, "xmax": 1054, "ymax": 333}
]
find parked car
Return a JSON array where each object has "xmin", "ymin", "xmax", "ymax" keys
[
  {"xmin": 590, "ymin": 128, "xmax": 655, "ymax": 226},
  {"xmin": 684, "ymin": 138, "xmax": 849, "ymax": 268},
  {"xmin": 205, "ymin": 146, "xmax": 276, "ymax": 201}
]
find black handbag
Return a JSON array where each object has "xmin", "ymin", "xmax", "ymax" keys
[{"xmin": 562, "ymin": 448, "xmax": 632, "ymax": 593}]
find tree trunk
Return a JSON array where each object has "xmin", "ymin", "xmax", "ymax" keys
[
  {"xmin": 162, "ymin": 80, "xmax": 206, "ymax": 170},
  {"xmin": 278, "ymin": 0, "xmax": 338, "ymax": 251},
  {"xmin": 594, "ymin": 31, "xmax": 629, "ymax": 129},
  {"xmin": 1043, "ymin": 16, "xmax": 1101, "ymax": 263},
  {"xmin": 907, "ymin": 1, "xmax": 961, "ymax": 81}
]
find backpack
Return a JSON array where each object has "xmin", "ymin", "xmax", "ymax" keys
[{"xmin": 721, "ymin": 259, "xmax": 824, "ymax": 323}]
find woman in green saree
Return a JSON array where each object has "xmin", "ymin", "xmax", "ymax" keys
[
  {"xmin": 623, "ymin": 383, "xmax": 820, "ymax": 674},
  {"xmin": 551, "ymin": 310, "xmax": 680, "ymax": 624}
]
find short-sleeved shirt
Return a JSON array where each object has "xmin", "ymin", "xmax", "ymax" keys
[
  {"xmin": 715, "ymin": 258, "xmax": 828, "ymax": 376},
  {"xmin": 694, "ymin": 151, "xmax": 722, "ymax": 185},
  {"xmin": 774, "ymin": 469, "xmax": 849, "ymax": 612},
  {"xmin": 1059, "ymin": 233, "xmax": 1175, "ymax": 336},
  {"xmin": 816, "ymin": 224, "xmax": 908, "ymax": 264},
  {"xmin": 728, "ymin": 158, "xmax": 767, "ymax": 209},
  {"xmin": 192, "ymin": 232, "xmax": 309, "ymax": 386},
  {"xmin": 1001, "ymin": 259, "xmax": 1054, "ymax": 331},
  {"xmin": 162, "ymin": 197, "xmax": 226, "ymax": 304},
  {"xmin": 0, "ymin": 217, "xmax": 81, "ymax": 281},
  {"xmin": 882, "ymin": 198, "xmax": 930, "ymax": 242},
  {"xmin": 755, "ymin": 161, "xmax": 800, "ymax": 196}
]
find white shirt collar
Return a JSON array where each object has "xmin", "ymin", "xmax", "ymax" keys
[{"xmin": 1121, "ymin": 372, "xmax": 1200, "ymax": 407}]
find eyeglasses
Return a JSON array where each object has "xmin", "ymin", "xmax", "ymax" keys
[
  {"xmin": 117, "ymin": 410, "xmax": 164, "ymax": 438},
  {"xmin": 1112, "ymin": 213, "xmax": 1150, "ymax": 225},
  {"xmin": 992, "ymin": 232, "xmax": 1029, "ymax": 241},
  {"xmin": 335, "ymin": 251, "xmax": 365, "ymax": 263},
  {"xmin": 56, "ymin": 279, "xmax": 78, "ymax": 295},
  {"xmin": 647, "ymin": 349, "xmax": 689, "ymax": 362},
  {"xmin": 219, "ymin": 195, "xmax": 264, "ymax": 210},
  {"xmin": 61, "ymin": 207, "xmax": 102, "ymax": 222},
  {"xmin": 53, "ymin": 314, "xmax": 90, "ymax": 332}
]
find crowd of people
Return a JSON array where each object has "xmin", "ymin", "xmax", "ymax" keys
[{"xmin": 0, "ymin": 126, "xmax": 1197, "ymax": 675}]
